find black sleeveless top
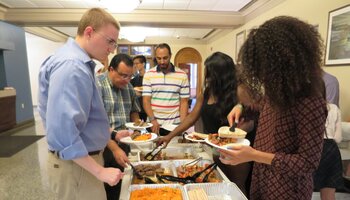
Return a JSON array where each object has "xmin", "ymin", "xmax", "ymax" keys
[{"xmin": 200, "ymin": 96, "xmax": 228, "ymax": 134}]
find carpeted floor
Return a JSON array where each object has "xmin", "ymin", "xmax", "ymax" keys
[{"xmin": 0, "ymin": 135, "xmax": 44, "ymax": 157}]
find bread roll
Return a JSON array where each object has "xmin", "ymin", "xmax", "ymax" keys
[
  {"xmin": 218, "ymin": 126, "xmax": 247, "ymax": 138},
  {"xmin": 191, "ymin": 132, "xmax": 208, "ymax": 139}
]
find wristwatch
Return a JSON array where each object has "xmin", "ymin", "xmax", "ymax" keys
[
  {"xmin": 111, "ymin": 131, "xmax": 117, "ymax": 140},
  {"xmin": 149, "ymin": 116, "xmax": 156, "ymax": 121}
]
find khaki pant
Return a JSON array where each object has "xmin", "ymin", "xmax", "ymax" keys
[{"xmin": 47, "ymin": 152, "xmax": 106, "ymax": 200}]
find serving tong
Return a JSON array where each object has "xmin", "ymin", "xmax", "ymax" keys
[
  {"xmin": 128, "ymin": 163, "xmax": 158, "ymax": 184},
  {"xmin": 229, "ymin": 121, "xmax": 238, "ymax": 132},
  {"xmin": 128, "ymin": 163, "xmax": 143, "ymax": 179},
  {"xmin": 143, "ymin": 144, "xmax": 165, "ymax": 161},
  {"xmin": 182, "ymin": 132, "xmax": 189, "ymax": 141},
  {"xmin": 181, "ymin": 157, "xmax": 203, "ymax": 169},
  {"xmin": 157, "ymin": 162, "xmax": 218, "ymax": 184}
]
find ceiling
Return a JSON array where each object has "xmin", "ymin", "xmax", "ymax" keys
[{"xmin": 0, "ymin": 0, "xmax": 283, "ymax": 42}]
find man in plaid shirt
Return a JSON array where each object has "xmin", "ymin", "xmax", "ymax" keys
[{"xmin": 96, "ymin": 53, "xmax": 141, "ymax": 200}]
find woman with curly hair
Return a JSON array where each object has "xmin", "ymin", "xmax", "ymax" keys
[
  {"xmin": 158, "ymin": 51, "xmax": 254, "ymax": 195},
  {"xmin": 220, "ymin": 16, "xmax": 327, "ymax": 199}
]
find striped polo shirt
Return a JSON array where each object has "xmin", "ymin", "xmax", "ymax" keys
[{"xmin": 142, "ymin": 64, "xmax": 190, "ymax": 125}]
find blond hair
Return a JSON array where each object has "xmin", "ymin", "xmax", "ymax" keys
[{"xmin": 77, "ymin": 8, "xmax": 120, "ymax": 36}]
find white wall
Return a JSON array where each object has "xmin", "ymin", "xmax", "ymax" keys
[
  {"xmin": 207, "ymin": 0, "xmax": 350, "ymax": 120},
  {"xmin": 25, "ymin": 32, "xmax": 64, "ymax": 106}
]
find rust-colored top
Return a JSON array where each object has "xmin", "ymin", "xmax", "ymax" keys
[{"xmin": 250, "ymin": 96, "xmax": 327, "ymax": 200}]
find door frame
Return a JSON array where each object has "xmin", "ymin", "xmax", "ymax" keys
[{"xmin": 174, "ymin": 47, "xmax": 202, "ymax": 97}]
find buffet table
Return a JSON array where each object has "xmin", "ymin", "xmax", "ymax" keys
[{"xmin": 119, "ymin": 136, "xmax": 247, "ymax": 200}]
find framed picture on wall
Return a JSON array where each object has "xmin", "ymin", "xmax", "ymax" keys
[
  {"xmin": 325, "ymin": 4, "xmax": 350, "ymax": 65},
  {"xmin": 235, "ymin": 30, "xmax": 246, "ymax": 60}
]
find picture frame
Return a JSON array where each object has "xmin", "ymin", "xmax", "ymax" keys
[
  {"xmin": 325, "ymin": 4, "xmax": 350, "ymax": 65},
  {"xmin": 235, "ymin": 30, "xmax": 246, "ymax": 60}
]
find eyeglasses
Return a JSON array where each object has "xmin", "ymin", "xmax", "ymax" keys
[
  {"xmin": 111, "ymin": 68, "xmax": 133, "ymax": 80},
  {"xmin": 93, "ymin": 29, "xmax": 118, "ymax": 49}
]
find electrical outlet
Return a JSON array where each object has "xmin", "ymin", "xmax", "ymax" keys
[{"xmin": 21, "ymin": 103, "xmax": 24, "ymax": 109}]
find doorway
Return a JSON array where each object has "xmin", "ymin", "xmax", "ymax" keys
[{"xmin": 174, "ymin": 47, "xmax": 202, "ymax": 100}]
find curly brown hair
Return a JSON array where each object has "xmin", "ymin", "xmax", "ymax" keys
[{"xmin": 238, "ymin": 16, "xmax": 324, "ymax": 111}]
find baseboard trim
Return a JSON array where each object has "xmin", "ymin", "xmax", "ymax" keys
[{"xmin": 0, "ymin": 119, "xmax": 35, "ymax": 136}]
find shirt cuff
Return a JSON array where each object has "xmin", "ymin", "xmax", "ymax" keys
[{"xmin": 58, "ymin": 140, "xmax": 89, "ymax": 160}]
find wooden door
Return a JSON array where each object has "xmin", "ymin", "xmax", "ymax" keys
[
  {"xmin": 178, "ymin": 63, "xmax": 191, "ymax": 86},
  {"xmin": 174, "ymin": 48, "xmax": 202, "ymax": 98}
]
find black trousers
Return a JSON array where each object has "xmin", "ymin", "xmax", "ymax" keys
[
  {"xmin": 103, "ymin": 142, "xmax": 130, "ymax": 200},
  {"xmin": 139, "ymin": 112, "xmax": 147, "ymax": 122}
]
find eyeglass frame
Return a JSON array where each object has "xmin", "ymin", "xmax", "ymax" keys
[
  {"xmin": 93, "ymin": 28, "xmax": 118, "ymax": 49},
  {"xmin": 110, "ymin": 67, "xmax": 133, "ymax": 80}
]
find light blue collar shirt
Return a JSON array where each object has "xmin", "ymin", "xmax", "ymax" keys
[{"xmin": 38, "ymin": 38, "xmax": 110, "ymax": 160}]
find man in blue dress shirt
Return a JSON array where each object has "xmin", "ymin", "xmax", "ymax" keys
[
  {"xmin": 322, "ymin": 70, "xmax": 340, "ymax": 107},
  {"xmin": 38, "ymin": 8, "xmax": 123, "ymax": 200}
]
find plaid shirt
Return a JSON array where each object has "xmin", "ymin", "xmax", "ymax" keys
[{"xmin": 96, "ymin": 72, "xmax": 141, "ymax": 130}]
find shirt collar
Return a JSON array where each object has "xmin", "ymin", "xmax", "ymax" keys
[
  {"xmin": 105, "ymin": 72, "xmax": 115, "ymax": 88},
  {"xmin": 67, "ymin": 38, "xmax": 96, "ymax": 72}
]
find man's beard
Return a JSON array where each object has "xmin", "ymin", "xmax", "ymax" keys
[{"xmin": 159, "ymin": 64, "xmax": 169, "ymax": 73}]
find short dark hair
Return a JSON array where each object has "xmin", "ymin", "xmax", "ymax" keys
[
  {"xmin": 109, "ymin": 53, "xmax": 133, "ymax": 69},
  {"xmin": 133, "ymin": 55, "xmax": 146, "ymax": 64},
  {"xmin": 155, "ymin": 43, "xmax": 172, "ymax": 55}
]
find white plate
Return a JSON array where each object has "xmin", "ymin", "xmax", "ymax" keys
[
  {"xmin": 125, "ymin": 122, "xmax": 153, "ymax": 130},
  {"xmin": 161, "ymin": 124, "xmax": 178, "ymax": 131},
  {"xmin": 204, "ymin": 138, "xmax": 250, "ymax": 150},
  {"xmin": 120, "ymin": 133, "xmax": 158, "ymax": 144},
  {"xmin": 184, "ymin": 133, "xmax": 206, "ymax": 143}
]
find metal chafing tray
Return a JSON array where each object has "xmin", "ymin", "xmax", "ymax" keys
[
  {"xmin": 172, "ymin": 159, "xmax": 229, "ymax": 183},
  {"xmin": 127, "ymin": 184, "xmax": 188, "ymax": 200},
  {"xmin": 129, "ymin": 161, "xmax": 177, "ymax": 185},
  {"xmin": 138, "ymin": 146, "xmax": 199, "ymax": 161},
  {"xmin": 184, "ymin": 182, "xmax": 247, "ymax": 200}
]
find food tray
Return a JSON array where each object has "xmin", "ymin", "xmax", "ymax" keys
[
  {"xmin": 138, "ymin": 146, "xmax": 199, "ymax": 161},
  {"xmin": 184, "ymin": 182, "xmax": 247, "ymax": 200},
  {"xmin": 129, "ymin": 161, "xmax": 177, "ymax": 184},
  {"xmin": 172, "ymin": 159, "xmax": 229, "ymax": 183},
  {"xmin": 128, "ymin": 184, "xmax": 188, "ymax": 200}
]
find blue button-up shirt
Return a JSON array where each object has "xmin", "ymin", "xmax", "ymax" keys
[{"xmin": 38, "ymin": 38, "xmax": 110, "ymax": 160}]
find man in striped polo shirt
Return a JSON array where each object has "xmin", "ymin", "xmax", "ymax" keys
[{"xmin": 143, "ymin": 43, "xmax": 190, "ymax": 136}]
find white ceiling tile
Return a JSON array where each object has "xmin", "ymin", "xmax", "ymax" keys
[
  {"xmin": 57, "ymin": 0, "xmax": 89, "ymax": 8},
  {"xmin": 137, "ymin": 0, "xmax": 163, "ymax": 9},
  {"xmin": 213, "ymin": 0, "xmax": 251, "ymax": 11},
  {"xmin": 82, "ymin": 0, "xmax": 105, "ymax": 8},
  {"xmin": 2, "ymin": 0, "xmax": 258, "ymax": 40},
  {"xmin": 0, "ymin": 0, "xmax": 36, "ymax": 8},
  {"xmin": 188, "ymin": 0, "xmax": 217, "ymax": 11},
  {"xmin": 29, "ymin": 0, "xmax": 64, "ymax": 8},
  {"xmin": 188, "ymin": 0, "xmax": 216, "ymax": 11},
  {"xmin": 158, "ymin": 28, "xmax": 176, "ymax": 36}
]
